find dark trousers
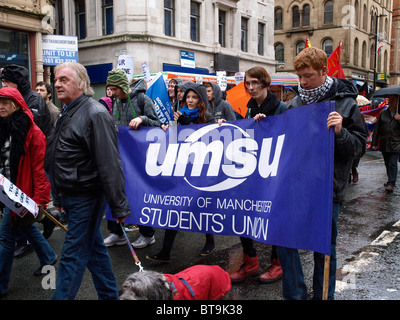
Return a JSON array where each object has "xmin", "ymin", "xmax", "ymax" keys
[
  {"xmin": 240, "ymin": 237, "xmax": 278, "ymax": 260},
  {"xmin": 382, "ymin": 152, "xmax": 399, "ymax": 186}
]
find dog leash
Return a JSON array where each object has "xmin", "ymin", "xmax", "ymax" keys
[{"xmin": 120, "ymin": 224, "xmax": 144, "ymax": 272}]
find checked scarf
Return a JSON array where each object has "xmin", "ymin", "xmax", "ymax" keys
[{"xmin": 298, "ymin": 76, "xmax": 334, "ymax": 105}]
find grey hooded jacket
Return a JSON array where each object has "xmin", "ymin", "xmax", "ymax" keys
[{"xmin": 206, "ymin": 82, "xmax": 236, "ymax": 121}]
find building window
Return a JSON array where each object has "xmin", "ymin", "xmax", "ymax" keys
[
  {"xmin": 362, "ymin": 5, "xmax": 368, "ymax": 30},
  {"xmin": 384, "ymin": 50, "xmax": 388, "ymax": 75},
  {"xmin": 322, "ymin": 38, "xmax": 333, "ymax": 56},
  {"xmin": 292, "ymin": 6, "xmax": 300, "ymax": 28},
  {"xmin": 190, "ymin": 1, "xmax": 200, "ymax": 42},
  {"xmin": 219, "ymin": 10, "xmax": 226, "ymax": 47},
  {"xmin": 102, "ymin": 0, "xmax": 113, "ymax": 35},
  {"xmin": 275, "ymin": 8, "xmax": 283, "ymax": 30},
  {"xmin": 302, "ymin": 4, "xmax": 310, "ymax": 26},
  {"xmin": 324, "ymin": 1, "xmax": 334, "ymax": 24},
  {"xmin": 258, "ymin": 22, "xmax": 265, "ymax": 55},
  {"xmin": 241, "ymin": 17, "xmax": 248, "ymax": 52},
  {"xmin": 296, "ymin": 41, "xmax": 305, "ymax": 55},
  {"xmin": 164, "ymin": 0, "xmax": 175, "ymax": 37},
  {"xmin": 75, "ymin": 0, "xmax": 86, "ymax": 39},
  {"xmin": 353, "ymin": 38, "xmax": 359, "ymax": 66},
  {"xmin": 370, "ymin": 43, "xmax": 375, "ymax": 70},
  {"xmin": 0, "ymin": 29, "xmax": 30, "ymax": 69},
  {"xmin": 275, "ymin": 43, "xmax": 284, "ymax": 63},
  {"xmin": 361, "ymin": 41, "xmax": 367, "ymax": 68}
]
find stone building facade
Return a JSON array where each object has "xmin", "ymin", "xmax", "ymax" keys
[
  {"xmin": 274, "ymin": 0, "xmax": 392, "ymax": 88},
  {"xmin": 58, "ymin": 0, "xmax": 276, "ymax": 96},
  {"xmin": 0, "ymin": 0, "xmax": 54, "ymax": 84},
  {"xmin": 390, "ymin": 0, "xmax": 400, "ymax": 85}
]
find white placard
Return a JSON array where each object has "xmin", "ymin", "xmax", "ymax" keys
[
  {"xmin": 0, "ymin": 174, "xmax": 39, "ymax": 218},
  {"xmin": 117, "ymin": 55, "xmax": 134, "ymax": 81}
]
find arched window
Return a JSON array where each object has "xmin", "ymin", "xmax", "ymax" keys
[
  {"xmin": 292, "ymin": 6, "xmax": 300, "ymax": 28},
  {"xmin": 354, "ymin": 0, "xmax": 359, "ymax": 27},
  {"xmin": 302, "ymin": 4, "xmax": 310, "ymax": 26},
  {"xmin": 275, "ymin": 43, "xmax": 285, "ymax": 63},
  {"xmin": 370, "ymin": 11, "xmax": 376, "ymax": 34},
  {"xmin": 384, "ymin": 50, "xmax": 388, "ymax": 75},
  {"xmin": 275, "ymin": 7, "xmax": 283, "ymax": 30},
  {"xmin": 370, "ymin": 43, "xmax": 375, "ymax": 70},
  {"xmin": 361, "ymin": 41, "xmax": 367, "ymax": 68},
  {"xmin": 363, "ymin": 5, "xmax": 368, "ymax": 30},
  {"xmin": 322, "ymin": 38, "xmax": 333, "ymax": 56},
  {"xmin": 296, "ymin": 41, "xmax": 305, "ymax": 55},
  {"xmin": 324, "ymin": 1, "xmax": 334, "ymax": 24},
  {"xmin": 353, "ymin": 38, "xmax": 359, "ymax": 66}
]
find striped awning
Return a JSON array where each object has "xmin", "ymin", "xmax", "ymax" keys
[{"xmin": 270, "ymin": 72, "xmax": 299, "ymax": 88}]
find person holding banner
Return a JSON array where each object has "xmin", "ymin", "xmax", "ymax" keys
[
  {"xmin": 45, "ymin": 62, "xmax": 131, "ymax": 300},
  {"xmin": 148, "ymin": 83, "xmax": 216, "ymax": 262},
  {"xmin": 229, "ymin": 66, "xmax": 285, "ymax": 284},
  {"xmin": 0, "ymin": 87, "xmax": 57, "ymax": 297},
  {"xmin": 371, "ymin": 94, "xmax": 400, "ymax": 192},
  {"xmin": 275, "ymin": 47, "xmax": 367, "ymax": 300},
  {"xmin": 105, "ymin": 69, "xmax": 160, "ymax": 249}
]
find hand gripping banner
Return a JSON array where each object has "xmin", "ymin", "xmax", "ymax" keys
[{"xmin": 107, "ymin": 101, "xmax": 335, "ymax": 255}]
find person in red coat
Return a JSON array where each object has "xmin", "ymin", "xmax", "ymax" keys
[
  {"xmin": 119, "ymin": 265, "xmax": 231, "ymax": 300},
  {"xmin": 0, "ymin": 87, "xmax": 57, "ymax": 297}
]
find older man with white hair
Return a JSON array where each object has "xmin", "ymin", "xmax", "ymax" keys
[{"xmin": 45, "ymin": 62, "xmax": 131, "ymax": 300}]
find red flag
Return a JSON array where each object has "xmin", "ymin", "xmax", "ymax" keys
[{"xmin": 327, "ymin": 42, "xmax": 345, "ymax": 79}]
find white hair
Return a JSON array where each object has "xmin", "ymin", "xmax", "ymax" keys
[{"xmin": 54, "ymin": 62, "xmax": 94, "ymax": 96}]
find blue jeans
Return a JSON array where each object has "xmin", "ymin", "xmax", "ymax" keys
[
  {"xmin": 0, "ymin": 207, "xmax": 57, "ymax": 295},
  {"xmin": 276, "ymin": 202, "xmax": 341, "ymax": 300},
  {"xmin": 51, "ymin": 194, "xmax": 118, "ymax": 300}
]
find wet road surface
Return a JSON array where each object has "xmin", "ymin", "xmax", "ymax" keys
[{"xmin": 2, "ymin": 150, "xmax": 400, "ymax": 301}]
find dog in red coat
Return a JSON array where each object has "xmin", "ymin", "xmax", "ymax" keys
[{"xmin": 119, "ymin": 265, "xmax": 231, "ymax": 300}]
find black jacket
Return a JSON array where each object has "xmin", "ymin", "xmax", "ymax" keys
[
  {"xmin": 44, "ymin": 94, "xmax": 130, "ymax": 219},
  {"xmin": 1, "ymin": 64, "xmax": 51, "ymax": 137},
  {"xmin": 287, "ymin": 78, "xmax": 367, "ymax": 203},
  {"xmin": 371, "ymin": 108, "xmax": 400, "ymax": 153}
]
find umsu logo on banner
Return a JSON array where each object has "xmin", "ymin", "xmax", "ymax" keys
[{"xmin": 144, "ymin": 123, "xmax": 285, "ymax": 192}]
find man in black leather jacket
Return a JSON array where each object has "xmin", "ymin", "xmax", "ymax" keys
[{"xmin": 45, "ymin": 62, "xmax": 130, "ymax": 300}]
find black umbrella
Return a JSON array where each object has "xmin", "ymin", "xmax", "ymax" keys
[
  {"xmin": 373, "ymin": 86, "xmax": 400, "ymax": 113},
  {"xmin": 373, "ymin": 86, "xmax": 400, "ymax": 98}
]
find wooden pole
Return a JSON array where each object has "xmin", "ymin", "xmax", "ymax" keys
[
  {"xmin": 40, "ymin": 208, "xmax": 68, "ymax": 232},
  {"xmin": 322, "ymin": 254, "xmax": 330, "ymax": 300}
]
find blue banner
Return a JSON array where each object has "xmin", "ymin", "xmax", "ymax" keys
[
  {"xmin": 146, "ymin": 72, "xmax": 174, "ymax": 124},
  {"xmin": 107, "ymin": 101, "xmax": 335, "ymax": 255}
]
